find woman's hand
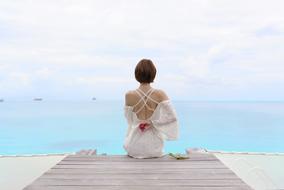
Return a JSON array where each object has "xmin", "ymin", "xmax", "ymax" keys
[{"xmin": 138, "ymin": 122, "xmax": 151, "ymax": 132}]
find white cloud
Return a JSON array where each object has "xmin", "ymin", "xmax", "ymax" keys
[
  {"xmin": 73, "ymin": 76, "xmax": 131, "ymax": 86},
  {"xmin": 9, "ymin": 72, "xmax": 31, "ymax": 86},
  {"xmin": 0, "ymin": 0, "xmax": 284, "ymax": 100},
  {"xmin": 179, "ymin": 56, "xmax": 210, "ymax": 79},
  {"xmin": 35, "ymin": 67, "xmax": 53, "ymax": 79}
]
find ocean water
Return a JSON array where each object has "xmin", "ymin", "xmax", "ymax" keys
[{"xmin": 0, "ymin": 101, "xmax": 283, "ymax": 155}]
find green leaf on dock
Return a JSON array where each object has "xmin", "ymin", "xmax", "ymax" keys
[{"xmin": 169, "ymin": 153, "xmax": 190, "ymax": 160}]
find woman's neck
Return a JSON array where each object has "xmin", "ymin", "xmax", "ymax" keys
[{"xmin": 139, "ymin": 83, "xmax": 152, "ymax": 91}]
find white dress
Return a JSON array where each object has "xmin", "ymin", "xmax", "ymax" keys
[{"xmin": 123, "ymin": 88, "xmax": 179, "ymax": 158}]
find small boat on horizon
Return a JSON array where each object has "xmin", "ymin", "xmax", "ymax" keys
[
  {"xmin": 92, "ymin": 97, "xmax": 96, "ymax": 101},
  {"xmin": 0, "ymin": 99, "xmax": 4, "ymax": 102},
  {"xmin": 33, "ymin": 98, "xmax": 43, "ymax": 101}
]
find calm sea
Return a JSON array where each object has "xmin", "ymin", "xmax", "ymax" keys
[{"xmin": 0, "ymin": 101, "xmax": 283, "ymax": 155}]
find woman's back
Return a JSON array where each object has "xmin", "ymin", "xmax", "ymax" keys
[{"xmin": 125, "ymin": 87, "xmax": 168, "ymax": 121}]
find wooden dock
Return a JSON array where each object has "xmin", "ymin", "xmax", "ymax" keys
[{"xmin": 24, "ymin": 151, "xmax": 252, "ymax": 190}]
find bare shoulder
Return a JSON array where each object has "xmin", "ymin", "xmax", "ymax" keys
[
  {"xmin": 154, "ymin": 89, "xmax": 169, "ymax": 102},
  {"xmin": 125, "ymin": 90, "xmax": 136, "ymax": 98},
  {"xmin": 125, "ymin": 90, "xmax": 137, "ymax": 106}
]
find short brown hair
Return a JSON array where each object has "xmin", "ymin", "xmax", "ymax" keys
[{"xmin": 135, "ymin": 59, "xmax": 156, "ymax": 83}]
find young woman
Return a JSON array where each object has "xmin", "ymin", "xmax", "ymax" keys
[{"xmin": 123, "ymin": 59, "xmax": 179, "ymax": 158}]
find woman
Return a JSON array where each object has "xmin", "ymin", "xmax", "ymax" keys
[{"xmin": 123, "ymin": 59, "xmax": 179, "ymax": 158}]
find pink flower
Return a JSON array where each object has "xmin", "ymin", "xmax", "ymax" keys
[{"xmin": 138, "ymin": 123, "xmax": 150, "ymax": 132}]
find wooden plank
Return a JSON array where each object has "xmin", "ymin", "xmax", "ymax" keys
[
  {"xmin": 63, "ymin": 157, "xmax": 219, "ymax": 162},
  {"xmin": 60, "ymin": 157, "xmax": 219, "ymax": 162},
  {"xmin": 28, "ymin": 178, "xmax": 248, "ymax": 186},
  {"xmin": 41, "ymin": 172, "xmax": 240, "ymax": 180},
  {"xmin": 25, "ymin": 185, "xmax": 251, "ymax": 190},
  {"xmin": 58, "ymin": 160, "xmax": 221, "ymax": 165},
  {"xmin": 46, "ymin": 168, "xmax": 234, "ymax": 174},
  {"xmin": 69, "ymin": 153, "xmax": 213, "ymax": 157},
  {"xmin": 67, "ymin": 154, "xmax": 217, "ymax": 159},
  {"xmin": 53, "ymin": 163, "xmax": 227, "ymax": 169}
]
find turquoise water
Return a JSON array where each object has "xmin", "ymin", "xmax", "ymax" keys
[{"xmin": 0, "ymin": 101, "xmax": 283, "ymax": 155}]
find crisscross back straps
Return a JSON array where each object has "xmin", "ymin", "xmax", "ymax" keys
[
  {"xmin": 137, "ymin": 88, "xmax": 160, "ymax": 104},
  {"xmin": 133, "ymin": 88, "xmax": 159, "ymax": 114}
]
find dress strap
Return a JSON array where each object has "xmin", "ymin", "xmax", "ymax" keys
[
  {"xmin": 137, "ymin": 88, "xmax": 160, "ymax": 104},
  {"xmin": 133, "ymin": 88, "xmax": 153, "ymax": 108},
  {"xmin": 133, "ymin": 88, "xmax": 159, "ymax": 114},
  {"xmin": 136, "ymin": 88, "xmax": 153, "ymax": 99}
]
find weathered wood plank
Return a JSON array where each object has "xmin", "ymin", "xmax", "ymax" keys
[
  {"xmin": 46, "ymin": 168, "xmax": 234, "ymax": 174},
  {"xmin": 53, "ymin": 163, "xmax": 227, "ymax": 169},
  {"xmin": 58, "ymin": 160, "xmax": 221, "ymax": 165},
  {"xmin": 67, "ymin": 154, "xmax": 217, "ymax": 160},
  {"xmin": 67, "ymin": 154, "xmax": 215, "ymax": 158},
  {"xmin": 25, "ymin": 185, "xmax": 251, "ymax": 190},
  {"xmin": 41, "ymin": 172, "xmax": 240, "ymax": 180},
  {"xmin": 63, "ymin": 157, "xmax": 219, "ymax": 162},
  {"xmin": 29, "ymin": 178, "xmax": 248, "ymax": 186}
]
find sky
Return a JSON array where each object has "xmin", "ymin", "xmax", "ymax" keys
[{"xmin": 0, "ymin": 0, "xmax": 284, "ymax": 101}]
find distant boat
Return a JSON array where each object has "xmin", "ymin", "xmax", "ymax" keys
[
  {"xmin": 0, "ymin": 99, "xmax": 4, "ymax": 102},
  {"xmin": 33, "ymin": 98, "xmax": 43, "ymax": 101},
  {"xmin": 92, "ymin": 97, "xmax": 96, "ymax": 101}
]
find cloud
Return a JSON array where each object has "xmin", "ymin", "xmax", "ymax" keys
[
  {"xmin": 73, "ymin": 76, "xmax": 131, "ymax": 86},
  {"xmin": 35, "ymin": 67, "xmax": 53, "ymax": 79},
  {"xmin": 0, "ymin": 0, "xmax": 284, "ymax": 100}
]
